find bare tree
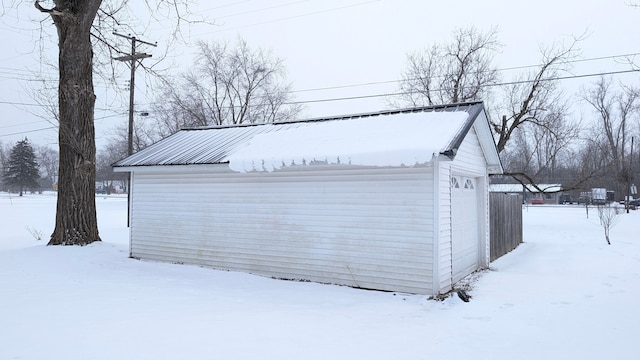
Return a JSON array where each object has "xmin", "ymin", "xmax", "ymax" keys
[
  {"xmin": 500, "ymin": 100, "xmax": 581, "ymax": 183},
  {"xmin": 30, "ymin": 0, "xmax": 196, "ymax": 245},
  {"xmin": 154, "ymin": 39, "xmax": 302, "ymax": 134},
  {"xmin": 0, "ymin": 141, "xmax": 12, "ymax": 190},
  {"xmin": 107, "ymin": 116, "xmax": 158, "ymax": 154},
  {"xmin": 582, "ymin": 76, "xmax": 638, "ymax": 196},
  {"xmin": 490, "ymin": 39, "xmax": 602, "ymax": 194},
  {"xmin": 35, "ymin": 144, "xmax": 59, "ymax": 190},
  {"xmin": 597, "ymin": 204, "xmax": 621, "ymax": 245},
  {"xmin": 397, "ymin": 29, "xmax": 589, "ymax": 192},
  {"xmin": 96, "ymin": 141, "xmax": 128, "ymax": 194},
  {"xmin": 494, "ymin": 39, "xmax": 581, "ymax": 154},
  {"xmin": 395, "ymin": 26, "xmax": 501, "ymax": 107}
]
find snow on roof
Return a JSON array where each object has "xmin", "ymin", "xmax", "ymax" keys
[
  {"xmin": 490, "ymin": 184, "xmax": 563, "ymax": 193},
  {"xmin": 227, "ymin": 111, "xmax": 469, "ymax": 172},
  {"xmin": 112, "ymin": 102, "xmax": 501, "ymax": 171}
]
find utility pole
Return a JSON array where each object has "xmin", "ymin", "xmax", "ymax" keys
[
  {"xmin": 627, "ymin": 136, "xmax": 634, "ymax": 213},
  {"xmin": 113, "ymin": 32, "xmax": 156, "ymax": 156},
  {"xmin": 114, "ymin": 33, "xmax": 156, "ymax": 227}
]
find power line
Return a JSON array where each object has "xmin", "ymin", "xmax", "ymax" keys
[
  {"xmin": 0, "ymin": 100, "xmax": 48, "ymax": 107},
  {"xmin": 0, "ymin": 120, "xmax": 50, "ymax": 130},
  {"xmin": 4, "ymin": 65, "xmax": 635, "ymax": 137},
  {"xmin": 2, "ymin": 46, "xmax": 639, "ymax": 114},
  {"xmin": 130, "ymin": 56, "xmax": 640, "ymax": 111},
  {"xmin": 213, "ymin": 1, "xmax": 311, "ymax": 20},
  {"xmin": 290, "ymin": 52, "xmax": 640, "ymax": 94},
  {"xmin": 285, "ymin": 68, "xmax": 640, "ymax": 105},
  {"xmin": 0, "ymin": 99, "xmax": 125, "ymax": 113},
  {"xmin": 1, "ymin": 50, "xmax": 635, "ymax": 90},
  {"xmin": 0, "ymin": 113, "xmax": 124, "ymax": 138},
  {"xmin": 130, "ymin": 67, "xmax": 640, "ymax": 116},
  {"xmin": 188, "ymin": 0, "xmax": 255, "ymax": 13},
  {"xmin": 140, "ymin": 0, "xmax": 378, "ymax": 36},
  {"xmin": 203, "ymin": 0, "xmax": 381, "ymax": 34},
  {"xmin": 0, "ymin": 126, "xmax": 56, "ymax": 137},
  {"xmin": 130, "ymin": 67, "xmax": 640, "ymax": 117}
]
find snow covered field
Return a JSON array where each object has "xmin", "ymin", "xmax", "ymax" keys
[{"xmin": 1, "ymin": 192, "xmax": 638, "ymax": 360}]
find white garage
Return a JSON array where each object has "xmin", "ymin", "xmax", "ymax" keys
[{"xmin": 113, "ymin": 102, "xmax": 502, "ymax": 295}]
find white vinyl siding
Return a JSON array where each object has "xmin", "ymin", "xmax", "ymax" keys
[
  {"xmin": 447, "ymin": 125, "xmax": 491, "ymax": 283},
  {"xmin": 130, "ymin": 165, "xmax": 435, "ymax": 294},
  {"xmin": 436, "ymin": 161, "xmax": 453, "ymax": 293},
  {"xmin": 456, "ymin": 125, "xmax": 491, "ymax": 268},
  {"xmin": 451, "ymin": 126, "xmax": 488, "ymax": 176},
  {"xmin": 424, "ymin": 125, "xmax": 493, "ymax": 293}
]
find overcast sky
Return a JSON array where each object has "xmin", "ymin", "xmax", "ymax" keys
[{"xmin": 1, "ymin": 0, "xmax": 638, "ymax": 150}]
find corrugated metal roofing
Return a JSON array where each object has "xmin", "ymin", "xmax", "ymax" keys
[{"xmin": 113, "ymin": 102, "xmax": 486, "ymax": 168}]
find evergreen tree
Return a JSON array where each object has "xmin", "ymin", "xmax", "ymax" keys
[{"xmin": 3, "ymin": 139, "xmax": 40, "ymax": 196}]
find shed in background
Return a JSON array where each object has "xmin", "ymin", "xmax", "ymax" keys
[{"xmin": 490, "ymin": 183, "xmax": 562, "ymax": 204}]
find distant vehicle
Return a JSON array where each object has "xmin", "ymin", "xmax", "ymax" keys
[
  {"xmin": 531, "ymin": 198, "xmax": 544, "ymax": 205},
  {"xmin": 96, "ymin": 188, "xmax": 107, "ymax": 194},
  {"xmin": 578, "ymin": 192, "xmax": 590, "ymax": 205},
  {"xmin": 624, "ymin": 198, "xmax": 639, "ymax": 206},
  {"xmin": 592, "ymin": 188, "xmax": 607, "ymax": 205},
  {"xmin": 559, "ymin": 194, "xmax": 573, "ymax": 204},
  {"xmin": 620, "ymin": 198, "xmax": 639, "ymax": 209}
]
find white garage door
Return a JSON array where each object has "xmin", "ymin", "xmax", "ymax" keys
[{"xmin": 451, "ymin": 176, "xmax": 480, "ymax": 283}]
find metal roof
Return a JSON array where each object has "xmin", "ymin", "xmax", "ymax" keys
[{"xmin": 113, "ymin": 102, "xmax": 490, "ymax": 168}]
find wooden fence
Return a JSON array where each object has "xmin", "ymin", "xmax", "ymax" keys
[{"xmin": 490, "ymin": 193, "xmax": 523, "ymax": 262}]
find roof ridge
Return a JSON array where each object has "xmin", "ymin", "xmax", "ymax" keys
[
  {"xmin": 275, "ymin": 101, "xmax": 483, "ymax": 125},
  {"xmin": 181, "ymin": 101, "xmax": 484, "ymax": 131}
]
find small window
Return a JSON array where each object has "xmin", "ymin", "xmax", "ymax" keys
[
  {"xmin": 464, "ymin": 179, "xmax": 475, "ymax": 189},
  {"xmin": 451, "ymin": 176, "xmax": 460, "ymax": 188}
]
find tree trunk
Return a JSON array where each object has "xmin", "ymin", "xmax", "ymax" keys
[{"xmin": 40, "ymin": 1, "xmax": 103, "ymax": 245}]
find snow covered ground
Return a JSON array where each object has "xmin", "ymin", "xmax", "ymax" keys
[{"xmin": 1, "ymin": 192, "xmax": 638, "ymax": 359}]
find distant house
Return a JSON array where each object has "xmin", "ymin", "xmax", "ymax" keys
[
  {"xmin": 490, "ymin": 183, "xmax": 562, "ymax": 204},
  {"xmin": 113, "ymin": 102, "xmax": 503, "ymax": 295}
]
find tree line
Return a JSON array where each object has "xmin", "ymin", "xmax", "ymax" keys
[
  {"xmin": 11, "ymin": 0, "xmax": 640, "ymax": 245},
  {"xmin": 0, "ymin": 138, "xmax": 58, "ymax": 195},
  {"xmin": 96, "ymin": 27, "xmax": 638, "ymax": 202},
  {"xmin": 6, "ymin": 28, "xmax": 639, "ymax": 203}
]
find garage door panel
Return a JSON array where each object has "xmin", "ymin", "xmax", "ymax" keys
[{"xmin": 451, "ymin": 176, "xmax": 479, "ymax": 283}]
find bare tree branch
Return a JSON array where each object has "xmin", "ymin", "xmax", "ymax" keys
[
  {"xmin": 394, "ymin": 26, "xmax": 501, "ymax": 107},
  {"xmin": 25, "ymin": 0, "xmax": 203, "ymax": 246},
  {"xmin": 495, "ymin": 36, "xmax": 583, "ymax": 153},
  {"xmin": 152, "ymin": 38, "xmax": 302, "ymax": 133}
]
